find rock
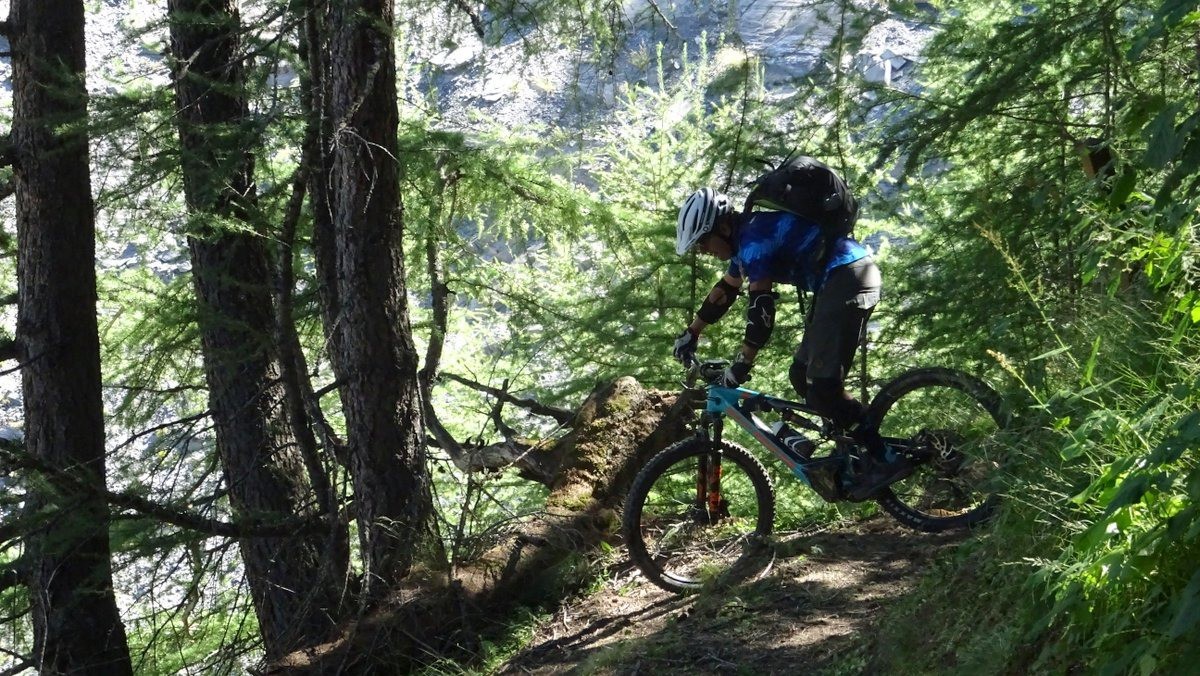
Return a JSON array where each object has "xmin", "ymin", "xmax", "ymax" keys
[
  {"xmin": 862, "ymin": 49, "xmax": 910, "ymax": 85},
  {"xmin": 479, "ymin": 71, "xmax": 524, "ymax": 103},
  {"xmin": 430, "ymin": 44, "xmax": 481, "ymax": 71}
]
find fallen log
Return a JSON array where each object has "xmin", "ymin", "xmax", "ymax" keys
[{"xmin": 266, "ymin": 376, "xmax": 697, "ymax": 674}]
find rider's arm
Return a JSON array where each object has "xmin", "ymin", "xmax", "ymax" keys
[
  {"xmin": 739, "ymin": 279, "xmax": 776, "ymax": 364},
  {"xmin": 687, "ymin": 273, "xmax": 743, "ymax": 335}
]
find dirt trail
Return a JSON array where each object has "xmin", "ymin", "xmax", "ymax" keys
[{"xmin": 498, "ymin": 516, "xmax": 966, "ymax": 675}]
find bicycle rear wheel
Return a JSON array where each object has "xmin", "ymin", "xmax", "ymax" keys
[
  {"xmin": 863, "ymin": 368, "xmax": 1009, "ymax": 532},
  {"xmin": 622, "ymin": 438, "xmax": 775, "ymax": 594}
]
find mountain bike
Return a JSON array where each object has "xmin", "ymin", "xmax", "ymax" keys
[{"xmin": 622, "ymin": 358, "xmax": 1009, "ymax": 594}]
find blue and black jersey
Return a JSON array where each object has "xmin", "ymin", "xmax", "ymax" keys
[{"xmin": 726, "ymin": 211, "xmax": 867, "ymax": 292}]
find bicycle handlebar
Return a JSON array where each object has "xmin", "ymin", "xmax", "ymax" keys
[{"xmin": 682, "ymin": 357, "xmax": 729, "ymax": 388}]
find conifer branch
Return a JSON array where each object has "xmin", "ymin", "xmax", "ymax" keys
[
  {"xmin": 420, "ymin": 161, "xmax": 471, "ymax": 464},
  {"xmin": 275, "ymin": 156, "xmax": 349, "ymax": 486},
  {"xmin": 113, "ymin": 410, "xmax": 211, "ymax": 452},
  {"xmin": 413, "ymin": 163, "xmax": 559, "ymax": 484},
  {"xmin": 440, "ymin": 372, "xmax": 576, "ymax": 425},
  {"xmin": 489, "ymin": 379, "xmax": 519, "ymax": 441},
  {"xmin": 419, "ymin": 159, "xmax": 458, "ymax": 390},
  {"xmin": 448, "ymin": 0, "xmax": 485, "ymax": 38},
  {"xmin": 0, "ymin": 438, "xmax": 337, "ymax": 537}
]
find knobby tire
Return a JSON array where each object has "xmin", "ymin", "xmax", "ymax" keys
[
  {"xmin": 862, "ymin": 367, "xmax": 1009, "ymax": 532},
  {"xmin": 622, "ymin": 438, "xmax": 775, "ymax": 594}
]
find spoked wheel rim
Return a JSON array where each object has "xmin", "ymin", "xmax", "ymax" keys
[
  {"xmin": 624, "ymin": 440, "xmax": 775, "ymax": 593},
  {"xmin": 868, "ymin": 369, "xmax": 1009, "ymax": 531},
  {"xmin": 640, "ymin": 511, "xmax": 772, "ymax": 589},
  {"xmin": 893, "ymin": 426, "xmax": 1000, "ymax": 518}
]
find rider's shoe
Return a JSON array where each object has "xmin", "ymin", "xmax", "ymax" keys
[{"xmin": 844, "ymin": 453, "xmax": 914, "ymax": 502}]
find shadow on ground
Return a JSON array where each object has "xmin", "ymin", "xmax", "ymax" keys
[{"xmin": 497, "ymin": 516, "xmax": 968, "ymax": 675}]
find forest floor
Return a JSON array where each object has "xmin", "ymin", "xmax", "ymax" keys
[{"xmin": 496, "ymin": 515, "xmax": 965, "ymax": 675}]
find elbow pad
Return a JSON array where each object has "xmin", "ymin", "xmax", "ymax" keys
[
  {"xmin": 743, "ymin": 290, "xmax": 778, "ymax": 349},
  {"xmin": 696, "ymin": 278, "xmax": 742, "ymax": 325}
]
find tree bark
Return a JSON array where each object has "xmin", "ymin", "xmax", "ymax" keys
[
  {"xmin": 323, "ymin": 0, "xmax": 430, "ymax": 601},
  {"xmin": 303, "ymin": 0, "xmax": 342, "ymax": 356},
  {"xmin": 167, "ymin": 0, "xmax": 346, "ymax": 658},
  {"xmin": 10, "ymin": 0, "xmax": 134, "ymax": 672}
]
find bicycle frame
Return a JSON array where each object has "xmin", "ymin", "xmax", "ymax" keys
[{"xmin": 699, "ymin": 382, "xmax": 843, "ymax": 488}]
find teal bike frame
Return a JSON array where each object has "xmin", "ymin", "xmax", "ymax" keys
[{"xmin": 702, "ymin": 382, "xmax": 850, "ymax": 490}]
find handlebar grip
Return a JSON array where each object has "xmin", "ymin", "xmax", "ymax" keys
[{"xmin": 683, "ymin": 358, "xmax": 731, "ymax": 387}]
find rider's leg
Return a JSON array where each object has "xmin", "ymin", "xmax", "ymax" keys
[
  {"xmin": 799, "ymin": 258, "xmax": 899, "ymax": 499},
  {"xmin": 788, "ymin": 358, "xmax": 808, "ymax": 400},
  {"xmin": 796, "ymin": 258, "xmax": 879, "ymax": 431},
  {"xmin": 807, "ymin": 377, "xmax": 865, "ymax": 430}
]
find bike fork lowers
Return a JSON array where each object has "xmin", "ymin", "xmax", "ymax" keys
[{"xmin": 695, "ymin": 415, "xmax": 727, "ymax": 521}]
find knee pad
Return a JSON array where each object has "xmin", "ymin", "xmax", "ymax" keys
[
  {"xmin": 789, "ymin": 359, "xmax": 808, "ymax": 399},
  {"xmin": 805, "ymin": 377, "xmax": 838, "ymax": 412},
  {"xmin": 806, "ymin": 377, "xmax": 864, "ymax": 429},
  {"xmin": 743, "ymin": 290, "xmax": 777, "ymax": 349}
]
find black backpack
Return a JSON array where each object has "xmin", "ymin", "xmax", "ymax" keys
[{"xmin": 742, "ymin": 155, "xmax": 858, "ymax": 240}]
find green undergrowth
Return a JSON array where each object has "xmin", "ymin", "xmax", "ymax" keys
[
  {"xmin": 863, "ymin": 317, "xmax": 1200, "ymax": 674},
  {"xmin": 861, "ymin": 506, "xmax": 1053, "ymax": 674},
  {"xmin": 417, "ymin": 543, "xmax": 622, "ymax": 675},
  {"xmin": 418, "ymin": 606, "xmax": 549, "ymax": 676}
]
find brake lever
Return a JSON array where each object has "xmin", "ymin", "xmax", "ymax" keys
[{"xmin": 681, "ymin": 358, "xmax": 701, "ymax": 389}]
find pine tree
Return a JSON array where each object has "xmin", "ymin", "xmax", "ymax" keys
[
  {"xmin": 9, "ymin": 0, "xmax": 133, "ymax": 671},
  {"xmin": 320, "ymin": 0, "xmax": 430, "ymax": 600},
  {"xmin": 166, "ymin": 0, "xmax": 346, "ymax": 656}
]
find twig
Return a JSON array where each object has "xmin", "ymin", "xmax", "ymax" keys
[
  {"xmin": 441, "ymin": 372, "xmax": 575, "ymax": 425},
  {"xmin": 449, "ymin": 0, "xmax": 485, "ymax": 38},
  {"xmin": 114, "ymin": 410, "xmax": 210, "ymax": 452},
  {"xmin": 643, "ymin": 0, "xmax": 677, "ymax": 34}
]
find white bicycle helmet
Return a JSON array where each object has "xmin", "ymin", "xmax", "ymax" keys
[{"xmin": 675, "ymin": 188, "xmax": 731, "ymax": 255}]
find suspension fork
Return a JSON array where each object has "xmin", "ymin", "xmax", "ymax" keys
[{"xmin": 696, "ymin": 415, "xmax": 727, "ymax": 520}]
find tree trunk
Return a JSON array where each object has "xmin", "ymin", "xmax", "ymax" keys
[
  {"xmin": 10, "ymin": 0, "xmax": 134, "ymax": 672},
  {"xmin": 324, "ymin": 0, "xmax": 430, "ymax": 601},
  {"xmin": 167, "ymin": 0, "xmax": 346, "ymax": 657},
  {"xmin": 302, "ymin": 0, "xmax": 342, "ymax": 351}
]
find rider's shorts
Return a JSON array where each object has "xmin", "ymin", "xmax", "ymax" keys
[{"xmin": 794, "ymin": 256, "xmax": 881, "ymax": 380}]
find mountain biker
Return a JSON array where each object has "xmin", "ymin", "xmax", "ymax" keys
[{"xmin": 671, "ymin": 184, "xmax": 900, "ymax": 500}]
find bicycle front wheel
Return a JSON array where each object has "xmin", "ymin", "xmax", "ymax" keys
[
  {"xmin": 863, "ymin": 368, "xmax": 1010, "ymax": 532},
  {"xmin": 622, "ymin": 438, "xmax": 775, "ymax": 594}
]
